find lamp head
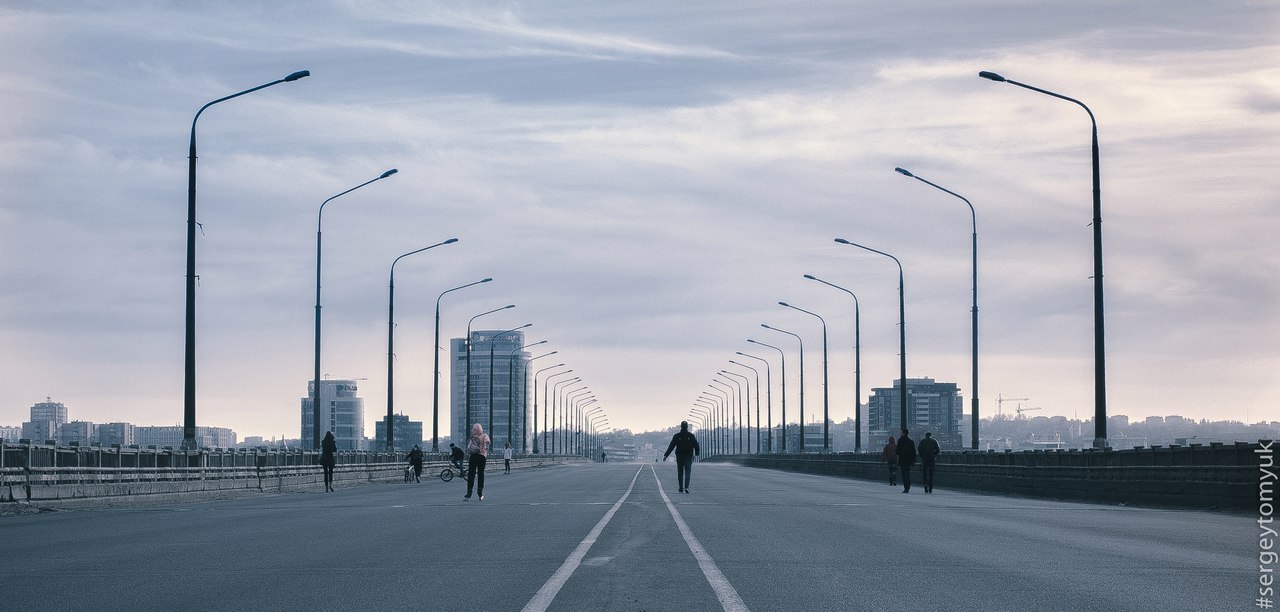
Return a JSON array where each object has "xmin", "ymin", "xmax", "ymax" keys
[
  {"xmin": 835, "ymin": 238, "xmax": 850, "ymax": 245},
  {"xmin": 480, "ymin": 278, "xmax": 493, "ymax": 283},
  {"xmin": 443, "ymin": 238, "xmax": 459, "ymax": 244},
  {"xmin": 760, "ymin": 324, "xmax": 771, "ymax": 330},
  {"xmin": 284, "ymin": 70, "xmax": 310, "ymax": 82},
  {"xmin": 504, "ymin": 304, "xmax": 515, "ymax": 309},
  {"xmin": 778, "ymin": 301, "xmax": 790, "ymax": 307},
  {"xmin": 803, "ymin": 274, "xmax": 817, "ymax": 280},
  {"xmin": 380, "ymin": 168, "xmax": 398, "ymax": 179},
  {"xmin": 978, "ymin": 70, "xmax": 1006, "ymax": 82},
  {"xmin": 894, "ymin": 167, "xmax": 913, "ymax": 177}
]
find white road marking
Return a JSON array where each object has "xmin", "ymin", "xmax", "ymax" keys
[
  {"xmin": 521, "ymin": 466, "xmax": 643, "ymax": 612},
  {"xmin": 650, "ymin": 465, "xmax": 749, "ymax": 612}
]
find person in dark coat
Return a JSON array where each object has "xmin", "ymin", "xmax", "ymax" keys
[
  {"xmin": 895, "ymin": 427, "xmax": 917, "ymax": 493},
  {"xmin": 663, "ymin": 421, "xmax": 701, "ymax": 494},
  {"xmin": 407, "ymin": 445, "xmax": 424, "ymax": 483},
  {"xmin": 918, "ymin": 432, "xmax": 940, "ymax": 493},
  {"xmin": 449, "ymin": 443, "xmax": 465, "ymax": 473},
  {"xmin": 883, "ymin": 435, "xmax": 898, "ymax": 486},
  {"xmin": 320, "ymin": 431, "xmax": 337, "ymax": 492}
]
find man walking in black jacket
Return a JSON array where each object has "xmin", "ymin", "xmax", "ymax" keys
[
  {"xmin": 918, "ymin": 432, "xmax": 940, "ymax": 493},
  {"xmin": 895, "ymin": 427, "xmax": 917, "ymax": 493},
  {"xmin": 663, "ymin": 421, "xmax": 701, "ymax": 494}
]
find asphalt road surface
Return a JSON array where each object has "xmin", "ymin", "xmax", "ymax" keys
[{"xmin": 1, "ymin": 462, "xmax": 1253, "ymax": 611}]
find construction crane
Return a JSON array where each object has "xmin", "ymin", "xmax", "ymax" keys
[
  {"xmin": 996, "ymin": 394, "xmax": 1030, "ymax": 418},
  {"xmin": 1015, "ymin": 406, "xmax": 1041, "ymax": 420}
]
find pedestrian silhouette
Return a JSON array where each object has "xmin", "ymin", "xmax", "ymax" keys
[
  {"xmin": 663, "ymin": 421, "xmax": 701, "ymax": 494},
  {"xmin": 407, "ymin": 444, "xmax": 424, "ymax": 483},
  {"xmin": 918, "ymin": 432, "xmax": 940, "ymax": 493},
  {"xmin": 883, "ymin": 435, "xmax": 898, "ymax": 486},
  {"xmin": 503, "ymin": 442, "xmax": 513, "ymax": 474},
  {"xmin": 320, "ymin": 431, "xmax": 337, "ymax": 492},
  {"xmin": 895, "ymin": 427, "xmax": 917, "ymax": 493}
]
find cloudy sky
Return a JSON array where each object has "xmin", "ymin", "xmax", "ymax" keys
[{"xmin": 1, "ymin": 1, "xmax": 1277, "ymax": 441}]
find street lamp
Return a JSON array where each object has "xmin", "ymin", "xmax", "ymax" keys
[
  {"xmin": 466, "ymin": 304, "xmax": 515, "ymax": 436},
  {"xmin": 519, "ymin": 350, "xmax": 557, "ymax": 453},
  {"xmin": 895, "ymin": 167, "xmax": 980, "ymax": 450},
  {"xmin": 780, "ymin": 302, "xmax": 829, "ymax": 451},
  {"xmin": 709, "ymin": 382, "xmax": 734, "ymax": 454},
  {"xmin": 549, "ymin": 377, "xmax": 581, "ymax": 453},
  {"xmin": 432, "ymin": 278, "xmax": 492, "ymax": 452},
  {"xmin": 729, "ymin": 360, "xmax": 760, "ymax": 454},
  {"xmin": 503, "ymin": 339, "xmax": 545, "ymax": 451},
  {"xmin": 762, "ymin": 324, "xmax": 804, "ymax": 452},
  {"xmin": 720, "ymin": 370, "xmax": 750, "ymax": 454},
  {"xmin": 804, "ymin": 274, "xmax": 862, "ymax": 452},
  {"xmin": 695, "ymin": 395, "xmax": 720, "ymax": 455},
  {"xmin": 531, "ymin": 363, "xmax": 566, "ymax": 453},
  {"xmin": 563, "ymin": 388, "xmax": 592, "ymax": 453},
  {"xmin": 835, "ymin": 238, "xmax": 907, "ymax": 432},
  {"xmin": 540, "ymin": 369, "xmax": 574, "ymax": 453},
  {"xmin": 312, "ymin": 168, "xmax": 397, "ymax": 450},
  {"xmin": 386, "ymin": 238, "xmax": 460, "ymax": 451},
  {"xmin": 559, "ymin": 385, "xmax": 589, "ymax": 454},
  {"xmin": 979, "ymin": 69, "xmax": 1108, "ymax": 448},
  {"xmin": 747, "ymin": 339, "xmax": 786, "ymax": 452},
  {"xmin": 184, "ymin": 69, "xmax": 310, "ymax": 450},
  {"xmin": 487, "ymin": 324, "xmax": 533, "ymax": 435}
]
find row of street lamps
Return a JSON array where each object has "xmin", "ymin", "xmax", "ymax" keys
[{"xmin": 693, "ymin": 70, "xmax": 1107, "ymax": 453}]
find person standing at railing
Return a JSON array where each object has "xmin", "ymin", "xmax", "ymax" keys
[{"xmin": 320, "ymin": 431, "xmax": 337, "ymax": 492}]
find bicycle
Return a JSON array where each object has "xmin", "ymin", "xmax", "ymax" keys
[{"xmin": 438, "ymin": 461, "xmax": 467, "ymax": 482}]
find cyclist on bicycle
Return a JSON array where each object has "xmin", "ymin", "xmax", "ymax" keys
[{"xmin": 449, "ymin": 443, "xmax": 465, "ymax": 473}]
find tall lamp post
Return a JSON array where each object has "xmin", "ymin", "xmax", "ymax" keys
[
  {"xmin": 519, "ymin": 350, "xmax": 557, "ymax": 453},
  {"xmin": 563, "ymin": 388, "xmax": 592, "ymax": 453},
  {"xmin": 708, "ymin": 382, "xmax": 734, "ymax": 454},
  {"xmin": 729, "ymin": 360, "xmax": 760, "ymax": 454},
  {"xmin": 532, "ymin": 364, "xmax": 567, "ymax": 453},
  {"xmin": 696, "ymin": 395, "xmax": 720, "ymax": 455},
  {"xmin": 386, "ymin": 238, "xmax": 460, "ymax": 451},
  {"xmin": 780, "ymin": 302, "xmax": 829, "ymax": 451},
  {"xmin": 487, "ymin": 324, "xmax": 533, "ymax": 436},
  {"xmin": 835, "ymin": 239, "xmax": 907, "ymax": 431},
  {"xmin": 747, "ymin": 339, "xmax": 785, "ymax": 452},
  {"xmin": 466, "ymin": 305, "xmax": 515, "ymax": 436},
  {"xmin": 895, "ymin": 167, "xmax": 980, "ymax": 449},
  {"xmin": 559, "ymin": 385, "xmax": 589, "ymax": 453},
  {"xmin": 804, "ymin": 274, "xmax": 861, "ymax": 452},
  {"xmin": 549, "ymin": 377, "xmax": 580, "ymax": 453},
  {"xmin": 689, "ymin": 408, "xmax": 709, "ymax": 454},
  {"xmin": 720, "ymin": 370, "xmax": 750, "ymax": 454},
  {"xmin": 503, "ymin": 339, "xmax": 545, "ymax": 451},
  {"xmin": 762, "ymin": 324, "xmax": 804, "ymax": 452},
  {"xmin": 184, "ymin": 69, "xmax": 310, "ymax": 450},
  {"xmin": 978, "ymin": 70, "xmax": 1108, "ymax": 448},
  {"xmin": 432, "ymin": 278, "xmax": 492, "ymax": 452},
  {"xmin": 313, "ymin": 168, "xmax": 397, "ymax": 450}
]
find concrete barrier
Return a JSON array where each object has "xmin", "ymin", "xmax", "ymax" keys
[{"xmin": 703, "ymin": 441, "xmax": 1266, "ymax": 510}]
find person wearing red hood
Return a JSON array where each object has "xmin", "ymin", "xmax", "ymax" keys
[
  {"xmin": 464, "ymin": 423, "xmax": 491, "ymax": 501},
  {"xmin": 883, "ymin": 435, "xmax": 898, "ymax": 487}
]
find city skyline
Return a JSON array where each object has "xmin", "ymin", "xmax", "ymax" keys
[{"xmin": 1, "ymin": 2, "xmax": 1277, "ymax": 440}]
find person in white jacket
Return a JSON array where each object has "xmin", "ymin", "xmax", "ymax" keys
[{"xmin": 503, "ymin": 442, "xmax": 513, "ymax": 474}]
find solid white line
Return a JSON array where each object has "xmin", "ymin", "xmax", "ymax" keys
[
  {"xmin": 521, "ymin": 466, "xmax": 644, "ymax": 612},
  {"xmin": 650, "ymin": 465, "xmax": 749, "ymax": 612}
]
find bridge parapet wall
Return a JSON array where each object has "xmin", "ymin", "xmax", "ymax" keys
[{"xmin": 704, "ymin": 441, "xmax": 1266, "ymax": 510}]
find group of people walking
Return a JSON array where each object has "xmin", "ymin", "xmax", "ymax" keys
[
  {"xmin": 320, "ymin": 423, "xmax": 514, "ymax": 499},
  {"xmin": 883, "ymin": 427, "xmax": 940, "ymax": 493}
]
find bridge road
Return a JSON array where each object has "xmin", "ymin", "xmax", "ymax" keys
[{"xmin": 1, "ymin": 462, "xmax": 1250, "ymax": 610}]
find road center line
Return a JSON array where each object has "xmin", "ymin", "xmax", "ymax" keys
[
  {"xmin": 521, "ymin": 466, "xmax": 643, "ymax": 612},
  {"xmin": 650, "ymin": 465, "xmax": 749, "ymax": 612}
]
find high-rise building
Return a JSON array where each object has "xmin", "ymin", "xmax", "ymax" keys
[
  {"xmin": 374, "ymin": 413, "xmax": 424, "ymax": 453},
  {"xmin": 30, "ymin": 398, "xmax": 68, "ymax": 426},
  {"xmin": 59, "ymin": 421, "xmax": 97, "ymax": 446},
  {"xmin": 451, "ymin": 331, "xmax": 530, "ymax": 451},
  {"xmin": 0, "ymin": 425, "xmax": 22, "ymax": 441},
  {"xmin": 98, "ymin": 422, "xmax": 136, "ymax": 447},
  {"xmin": 867, "ymin": 378, "xmax": 962, "ymax": 450},
  {"xmin": 301, "ymin": 379, "xmax": 366, "ymax": 451}
]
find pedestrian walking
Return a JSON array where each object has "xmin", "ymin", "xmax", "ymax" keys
[
  {"xmin": 407, "ymin": 444, "xmax": 424, "ymax": 483},
  {"xmin": 320, "ymin": 431, "xmax": 337, "ymax": 492},
  {"xmin": 662, "ymin": 421, "xmax": 701, "ymax": 494},
  {"xmin": 895, "ymin": 427, "xmax": 917, "ymax": 493},
  {"xmin": 503, "ymin": 442, "xmax": 513, "ymax": 474},
  {"xmin": 883, "ymin": 435, "xmax": 898, "ymax": 486},
  {"xmin": 464, "ymin": 423, "xmax": 491, "ymax": 501},
  {"xmin": 918, "ymin": 432, "xmax": 940, "ymax": 493}
]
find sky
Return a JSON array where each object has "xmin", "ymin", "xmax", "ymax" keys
[{"xmin": 1, "ymin": 1, "xmax": 1277, "ymax": 441}]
